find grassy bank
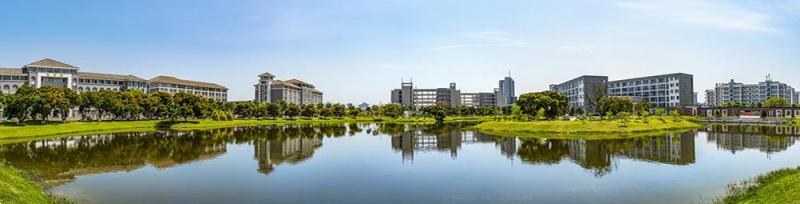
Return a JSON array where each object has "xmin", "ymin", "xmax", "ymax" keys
[
  {"xmin": 0, "ymin": 116, "xmax": 495, "ymax": 142},
  {"xmin": 0, "ymin": 164, "xmax": 53, "ymax": 204},
  {"xmin": 722, "ymin": 167, "xmax": 800, "ymax": 203},
  {"xmin": 473, "ymin": 117, "xmax": 703, "ymax": 139}
]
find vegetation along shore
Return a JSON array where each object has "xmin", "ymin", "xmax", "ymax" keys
[{"xmin": 722, "ymin": 167, "xmax": 800, "ymax": 203}]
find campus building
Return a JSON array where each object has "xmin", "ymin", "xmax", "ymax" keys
[
  {"xmin": 0, "ymin": 58, "xmax": 228, "ymax": 101},
  {"xmin": 148, "ymin": 76, "xmax": 228, "ymax": 102},
  {"xmin": 499, "ymin": 74, "xmax": 516, "ymax": 104},
  {"xmin": 390, "ymin": 78, "xmax": 510, "ymax": 107},
  {"xmin": 550, "ymin": 73, "xmax": 694, "ymax": 112},
  {"xmin": 705, "ymin": 77, "xmax": 796, "ymax": 107},
  {"xmin": 254, "ymin": 72, "xmax": 323, "ymax": 105},
  {"xmin": 549, "ymin": 75, "xmax": 608, "ymax": 113}
]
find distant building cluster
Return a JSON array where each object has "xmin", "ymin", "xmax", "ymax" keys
[
  {"xmin": 705, "ymin": 76, "xmax": 797, "ymax": 107},
  {"xmin": 550, "ymin": 73, "xmax": 694, "ymax": 112},
  {"xmin": 254, "ymin": 72, "xmax": 323, "ymax": 105},
  {"xmin": 0, "ymin": 58, "xmax": 228, "ymax": 101},
  {"xmin": 390, "ymin": 75, "xmax": 515, "ymax": 107}
]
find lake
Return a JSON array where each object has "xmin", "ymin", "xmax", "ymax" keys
[{"xmin": 1, "ymin": 123, "xmax": 799, "ymax": 204}]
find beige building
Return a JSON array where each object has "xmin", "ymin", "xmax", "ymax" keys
[
  {"xmin": 0, "ymin": 58, "xmax": 227, "ymax": 101},
  {"xmin": 254, "ymin": 72, "xmax": 323, "ymax": 105},
  {"xmin": 149, "ymin": 76, "xmax": 228, "ymax": 102}
]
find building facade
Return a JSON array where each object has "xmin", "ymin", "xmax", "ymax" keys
[
  {"xmin": 551, "ymin": 73, "xmax": 694, "ymax": 112},
  {"xmin": 148, "ymin": 76, "xmax": 228, "ymax": 102},
  {"xmin": 0, "ymin": 58, "xmax": 228, "ymax": 101},
  {"xmin": 391, "ymin": 79, "xmax": 509, "ymax": 107},
  {"xmin": 254, "ymin": 73, "xmax": 323, "ymax": 105},
  {"xmin": 499, "ymin": 75, "xmax": 516, "ymax": 104},
  {"xmin": 608, "ymin": 73, "xmax": 694, "ymax": 110},
  {"xmin": 705, "ymin": 77, "xmax": 795, "ymax": 107},
  {"xmin": 549, "ymin": 75, "xmax": 608, "ymax": 113}
]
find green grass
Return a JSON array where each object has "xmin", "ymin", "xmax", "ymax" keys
[
  {"xmin": 473, "ymin": 117, "xmax": 704, "ymax": 139},
  {"xmin": 0, "ymin": 116, "xmax": 495, "ymax": 143},
  {"xmin": 0, "ymin": 164, "xmax": 53, "ymax": 204},
  {"xmin": 722, "ymin": 167, "xmax": 800, "ymax": 204}
]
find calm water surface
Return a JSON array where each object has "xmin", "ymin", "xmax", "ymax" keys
[{"xmin": 2, "ymin": 123, "xmax": 800, "ymax": 204}]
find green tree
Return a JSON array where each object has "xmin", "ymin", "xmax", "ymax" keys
[
  {"xmin": 4, "ymin": 86, "xmax": 37, "ymax": 122},
  {"xmin": 332, "ymin": 104, "xmax": 346, "ymax": 118},
  {"xmin": 655, "ymin": 108, "xmax": 666, "ymax": 116},
  {"xmin": 515, "ymin": 91, "xmax": 569, "ymax": 119},
  {"xmin": 381, "ymin": 104, "xmax": 403, "ymax": 118},
  {"xmin": 597, "ymin": 96, "xmax": 634, "ymax": 115},
  {"xmin": 301, "ymin": 104, "xmax": 318, "ymax": 118},
  {"xmin": 284, "ymin": 104, "xmax": 300, "ymax": 119},
  {"xmin": 319, "ymin": 107, "xmax": 332, "ymax": 118},
  {"xmin": 33, "ymin": 86, "xmax": 69, "ymax": 122},
  {"xmin": 174, "ymin": 92, "xmax": 200, "ymax": 120},
  {"xmin": 763, "ymin": 96, "xmax": 789, "ymax": 108},
  {"xmin": 266, "ymin": 103, "xmax": 284, "ymax": 119},
  {"xmin": 633, "ymin": 100, "xmax": 651, "ymax": 116},
  {"xmin": 422, "ymin": 104, "xmax": 449, "ymax": 123}
]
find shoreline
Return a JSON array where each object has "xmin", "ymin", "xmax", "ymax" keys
[
  {"xmin": 722, "ymin": 167, "xmax": 800, "ymax": 203},
  {"xmin": 0, "ymin": 116, "xmax": 499, "ymax": 144},
  {"xmin": 472, "ymin": 117, "xmax": 705, "ymax": 139}
]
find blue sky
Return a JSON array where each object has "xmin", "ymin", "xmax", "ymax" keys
[{"xmin": 1, "ymin": 0, "xmax": 799, "ymax": 104}]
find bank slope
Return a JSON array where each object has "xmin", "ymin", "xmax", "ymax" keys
[
  {"xmin": 724, "ymin": 167, "xmax": 800, "ymax": 203},
  {"xmin": 474, "ymin": 119, "xmax": 703, "ymax": 139},
  {"xmin": 0, "ymin": 164, "xmax": 53, "ymax": 204}
]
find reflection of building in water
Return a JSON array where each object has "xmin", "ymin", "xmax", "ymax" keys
[
  {"xmin": 391, "ymin": 130, "xmax": 516, "ymax": 161},
  {"xmin": 706, "ymin": 125, "xmax": 798, "ymax": 154},
  {"xmin": 253, "ymin": 137, "xmax": 323, "ymax": 174},
  {"xmin": 520, "ymin": 133, "xmax": 696, "ymax": 177}
]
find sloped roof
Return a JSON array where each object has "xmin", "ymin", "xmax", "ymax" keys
[
  {"xmin": 258, "ymin": 72, "xmax": 275, "ymax": 78},
  {"xmin": 285, "ymin": 79, "xmax": 315, "ymax": 88},
  {"xmin": 271, "ymin": 80, "xmax": 300, "ymax": 89},
  {"xmin": 149, "ymin": 75, "xmax": 227, "ymax": 90},
  {"xmin": 25, "ymin": 58, "xmax": 78, "ymax": 69},
  {"xmin": 0, "ymin": 68, "xmax": 24, "ymax": 75},
  {"xmin": 78, "ymin": 72, "xmax": 146, "ymax": 82}
]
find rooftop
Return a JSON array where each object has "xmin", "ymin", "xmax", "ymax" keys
[
  {"xmin": 78, "ymin": 72, "xmax": 146, "ymax": 82},
  {"xmin": 258, "ymin": 72, "xmax": 276, "ymax": 78},
  {"xmin": 149, "ymin": 76, "xmax": 227, "ymax": 90},
  {"xmin": 24, "ymin": 58, "xmax": 78, "ymax": 69},
  {"xmin": 0, "ymin": 68, "xmax": 24, "ymax": 75}
]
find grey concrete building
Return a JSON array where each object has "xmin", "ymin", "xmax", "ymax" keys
[
  {"xmin": 794, "ymin": 92, "xmax": 799, "ymax": 105},
  {"xmin": 705, "ymin": 77, "xmax": 795, "ymax": 107},
  {"xmin": 551, "ymin": 73, "xmax": 694, "ymax": 112},
  {"xmin": 254, "ymin": 73, "xmax": 323, "ymax": 105},
  {"xmin": 499, "ymin": 74, "xmax": 516, "ymax": 104},
  {"xmin": 391, "ymin": 79, "xmax": 509, "ymax": 107},
  {"xmin": 608, "ymin": 73, "xmax": 694, "ymax": 110},
  {"xmin": 549, "ymin": 75, "xmax": 608, "ymax": 113}
]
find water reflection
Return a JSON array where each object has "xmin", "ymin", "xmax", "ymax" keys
[
  {"xmin": 706, "ymin": 124, "xmax": 798, "ymax": 154},
  {"xmin": 1, "ymin": 123, "xmax": 799, "ymax": 190}
]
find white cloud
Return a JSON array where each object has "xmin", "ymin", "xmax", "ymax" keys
[{"xmin": 617, "ymin": 0, "xmax": 778, "ymax": 33}]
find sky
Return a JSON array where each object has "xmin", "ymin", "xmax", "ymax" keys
[{"xmin": 1, "ymin": 0, "xmax": 799, "ymax": 104}]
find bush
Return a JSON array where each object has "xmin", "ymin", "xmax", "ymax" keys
[
  {"xmin": 655, "ymin": 108, "xmax": 666, "ymax": 116},
  {"xmin": 211, "ymin": 110, "xmax": 234, "ymax": 121},
  {"xmin": 616, "ymin": 112, "xmax": 630, "ymax": 121},
  {"xmin": 669, "ymin": 110, "xmax": 681, "ymax": 121}
]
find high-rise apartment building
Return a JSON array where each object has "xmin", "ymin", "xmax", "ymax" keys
[
  {"xmin": 705, "ymin": 77, "xmax": 795, "ymax": 107},
  {"xmin": 499, "ymin": 74, "xmax": 516, "ymax": 104}
]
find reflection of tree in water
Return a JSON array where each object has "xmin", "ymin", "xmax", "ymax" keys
[
  {"xmin": 707, "ymin": 125, "xmax": 798, "ymax": 154},
  {"xmin": 0, "ymin": 123, "xmax": 359, "ymax": 187},
  {"xmin": 389, "ymin": 123, "xmax": 516, "ymax": 161},
  {"xmin": 516, "ymin": 132, "xmax": 695, "ymax": 177}
]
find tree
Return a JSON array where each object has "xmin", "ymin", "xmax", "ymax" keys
[
  {"xmin": 763, "ymin": 96, "xmax": 789, "ymax": 108},
  {"xmin": 515, "ymin": 91, "xmax": 569, "ymax": 119},
  {"xmin": 655, "ymin": 108, "xmax": 666, "ymax": 116},
  {"xmin": 422, "ymin": 104, "xmax": 449, "ymax": 123},
  {"xmin": 381, "ymin": 104, "xmax": 403, "ymax": 118},
  {"xmin": 33, "ymin": 86, "xmax": 69, "ymax": 122},
  {"xmin": 347, "ymin": 107, "xmax": 362, "ymax": 118},
  {"xmin": 4, "ymin": 86, "xmax": 37, "ymax": 122},
  {"xmin": 284, "ymin": 104, "xmax": 300, "ymax": 119},
  {"xmin": 319, "ymin": 107, "xmax": 332, "ymax": 118},
  {"xmin": 0, "ymin": 92, "xmax": 5, "ymax": 113},
  {"xmin": 597, "ymin": 96, "xmax": 634, "ymax": 116},
  {"xmin": 633, "ymin": 100, "xmax": 651, "ymax": 116},
  {"xmin": 585, "ymin": 84, "xmax": 608, "ymax": 115},
  {"xmin": 151, "ymin": 92, "xmax": 175, "ymax": 120},
  {"xmin": 174, "ymin": 92, "xmax": 200, "ymax": 120},
  {"xmin": 301, "ymin": 104, "xmax": 318, "ymax": 118},
  {"xmin": 60, "ymin": 88, "xmax": 80, "ymax": 121},
  {"xmin": 266, "ymin": 103, "xmax": 284, "ymax": 119},
  {"xmin": 332, "ymin": 103, "xmax": 346, "ymax": 118}
]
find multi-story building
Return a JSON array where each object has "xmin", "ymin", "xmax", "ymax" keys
[
  {"xmin": 705, "ymin": 77, "xmax": 795, "ymax": 107},
  {"xmin": 549, "ymin": 75, "xmax": 608, "ymax": 113},
  {"xmin": 148, "ymin": 76, "xmax": 228, "ymax": 102},
  {"xmin": 0, "ymin": 58, "xmax": 228, "ymax": 101},
  {"xmin": 608, "ymin": 73, "xmax": 694, "ymax": 110},
  {"xmin": 551, "ymin": 73, "xmax": 694, "ymax": 112},
  {"xmin": 794, "ymin": 92, "xmax": 799, "ymax": 105},
  {"xmin": 499, "ymin": 74, "xmax": 516, "ymax": 104},
  {"xmin": 391, "ymin": 79, "xmax": 509, "ymax": 107},
  {"xmin": 254, "ymin": 73, "xmax": 323, "ymax": 105}
]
